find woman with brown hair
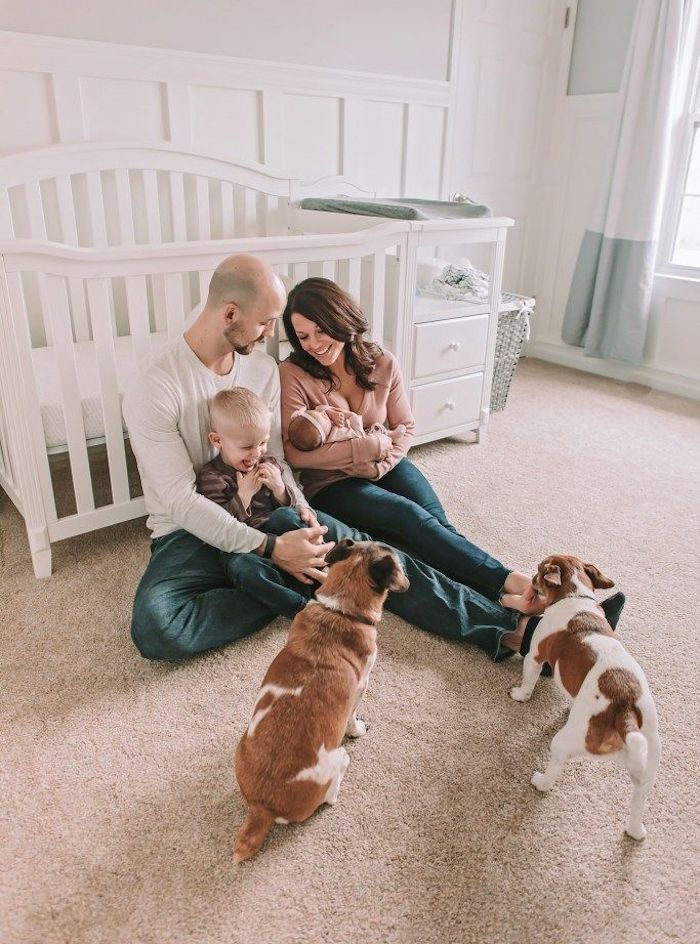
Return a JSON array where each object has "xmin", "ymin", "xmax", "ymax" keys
[{"xmin": 278, "ymin": 277, "xmax": 544, "ymax": 659}]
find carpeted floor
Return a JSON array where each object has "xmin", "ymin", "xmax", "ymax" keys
[{"xmin": 1, "ymin": 358, "xmax": 699, "ymax": 944}]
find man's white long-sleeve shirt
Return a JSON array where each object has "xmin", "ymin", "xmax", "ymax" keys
[{"xmin": 122, "ymin": 337, "xmax": 303, "ymax": 553}]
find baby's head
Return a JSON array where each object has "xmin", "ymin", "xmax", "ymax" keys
[
  {"xmin": 288, "ymin": 409, "xmax": 332, "ymax": 451},
  {"xmin": 208, "ymin": 388, "xmax": 271, "ymax": 472}
]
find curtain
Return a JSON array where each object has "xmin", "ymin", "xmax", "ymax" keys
[{"xmin": 561, "ymin": 0, "xmax": 684, "ymax": 363}]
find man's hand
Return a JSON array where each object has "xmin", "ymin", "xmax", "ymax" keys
[
  {"xmin": 297, "ymin": 504, "xmax": 321, "ymax": 531},
  {"xmin": 256, "ymin": 462, "xmax": 287, "ymax": 503},
  {"xmin": 272, "ymin": 526, "xmax": 335, "ymax": 584}
]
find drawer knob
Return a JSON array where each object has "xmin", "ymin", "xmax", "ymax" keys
[
  {"xmin": 445, "ymin": 399, "xmax": 456, "ymax": 411},
  {"xmin": 448, "ymin": 341, "xmax": 461, "ymax": 351}
]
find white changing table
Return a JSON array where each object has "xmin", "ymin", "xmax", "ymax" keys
[{"xmin": 291, "ymin": 207, "xmax": 514, "ymax": 444}]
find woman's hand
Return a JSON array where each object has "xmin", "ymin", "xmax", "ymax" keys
[
  {"xmin": 376, "ymin": 431, "xmax": 394, "ymax": 461},
  {"xmin": 256, "ymin": 462, "xmax": 287, "ymax": 503}
]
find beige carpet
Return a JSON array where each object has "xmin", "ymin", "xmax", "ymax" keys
[{"xmin": 1, "ymin": 358, "xmax": 699, "ymax": 944}]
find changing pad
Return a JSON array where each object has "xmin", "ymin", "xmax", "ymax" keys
[
  {"xmin": 298, "ymin": 196, "xmax": 492, "ymax": 220},
  {"xmin": 31, "ymin": 332, "xmax": 170, "ymax": 450}
]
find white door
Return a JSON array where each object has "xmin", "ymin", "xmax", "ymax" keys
[{"xmin": 530, "ymin": 0, "xmax": 638, "ymax": 354}]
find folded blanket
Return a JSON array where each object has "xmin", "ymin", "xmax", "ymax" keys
[
  {"xmin": 420, "ymin": 260, "xmax": 535, "ymax": 318},
  {"xmin": 299, "ymin": 196, "xmax": 492, "ymax": 220}
]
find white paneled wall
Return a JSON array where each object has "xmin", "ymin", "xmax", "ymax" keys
[
  {"xmin": 0, "ymin": 1, "xmax": 562, "ymax": 302},
  {"xmin": 0, "ymin": 30, "xmax": 453, "ymax": 203}
]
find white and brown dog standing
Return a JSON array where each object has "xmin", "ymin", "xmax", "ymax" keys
[
  {"xmin": 233, "ymin": 538, "xmax": 409, "ymax": 862},
  {"xmin": 510, "ymin": 555, "xmax": 660, "ymax": 840}
]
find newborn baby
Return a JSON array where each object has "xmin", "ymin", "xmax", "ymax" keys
[{"xmin": 288, "ymin": 405, "xmax": 406, "ymax": 479}]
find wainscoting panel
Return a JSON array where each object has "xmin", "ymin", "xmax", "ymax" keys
[
  {"xmin": 81, "ymin": 77, "xmax": 168, "ymax": 142},
  {"xmin": 189, "ymin": 87, "xmax": 262, "ymax": 164},
  {"xmin": 0, "ymin": 30, "xmax": 452, "ymax": 202}
]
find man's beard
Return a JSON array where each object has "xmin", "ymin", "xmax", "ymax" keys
[{"xmin": 224, "ymin": 325, "xmax": 261, "ymax": 356}]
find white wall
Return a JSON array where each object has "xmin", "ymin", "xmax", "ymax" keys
[
  {"xmin": 3, "ymin": 0, "xmax": 693, "ymax": 398},
  {"xmin": 0, "ymin": 0, "xmax": 452, "ymax": 81},
  {"xmin": 0, "ymin": 0, "xmax": 558, "ymax": 297}
]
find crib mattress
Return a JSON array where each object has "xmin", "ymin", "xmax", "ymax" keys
[{"xmin": 30, "ymin": 333, "xmax": 169, "ymax": 450}]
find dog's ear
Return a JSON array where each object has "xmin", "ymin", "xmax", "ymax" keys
[
  {"xmin": 369, "ymin": 552, "xmax": 408, "ymax": 594},
  {"xmin": 543, "ymin": 565, "xmax": 562, "ymax": 587},
  {"xmin": 326, "ymin": 538, "xmax": 355, "ymax": 566},
  {"xmin": 583, "ymin": 563, "xmax": 614, "ymax": 589}
]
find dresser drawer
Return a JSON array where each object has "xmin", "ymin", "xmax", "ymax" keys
[
  {"xmin": 413, "ymin": 314, "xmax": 489, "ymax": 379},
  {"xmin": 411, "ymin": 373, "xmax": 483, "ymax": 435}
]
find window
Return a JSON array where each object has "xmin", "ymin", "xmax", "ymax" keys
[
  {"xmin": 658, "ymin": 1, "xmax": 700, "ymax": 276},
  {"xmin": 670, "ymin": 122, "xmax": 700, "ymax": 268}
]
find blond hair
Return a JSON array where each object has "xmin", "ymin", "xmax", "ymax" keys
[{"xmin": 208, "ymin": 388, "xmax": 271, "ymax": 433}]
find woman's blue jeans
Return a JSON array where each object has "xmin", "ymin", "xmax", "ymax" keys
[
  {"xmin": 312, "ymin": 459, "xmax": 510, "ymax": 600},
  {"xmin": 131, "ymin": 505, "xmax": 517, "ymax": 663}
]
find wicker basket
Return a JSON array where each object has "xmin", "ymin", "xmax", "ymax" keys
[{"xmin": 490, "ymin": 295, "xmax": 534, "ymax": 413}]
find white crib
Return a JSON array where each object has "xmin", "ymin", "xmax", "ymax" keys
[
  {"xmin": 0, "ymin": 142, "xmax": 415, "ymax": 577},
  {"xmin": 0, "ymin": 141, "xmax": 512, "ymax": 578}
]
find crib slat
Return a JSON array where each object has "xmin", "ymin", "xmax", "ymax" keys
[
  {"xmin": 141, "ymin": 170, "xmax": 167, "ymax": 331},
  {"xmin": 85, "ymin": 171, "xmax": 108, "ymax": 247},
  {"xmin": 369, "ymin": 251, "xmax": 386, "ymax": 344},
  {"xmin": 114, "ymin": 169, "xmax": 136, "ymax": 244},
  {"xmin": 170, "ymin": 172, "xmax": 187, "ymax": 241},
  {"xmin": 194, "ymin": 177, "xmax": 211, "ymax": 240},
  {"xmin": 232, "ymin": 184, "xmax": 245, "ymax": 237},
  {"xmin": 232, "ymin": 186, "xmax": 258, "ymax": 237},
  {"xmin": 347, "ymin": 257, "xmax": 362, "ymax": 302},
  {"xmin": 5, "ymin": 271, "xmax": 58, "ymax": 523},
  {"xmin": 54, "ymin": 174, "xmax": 91, "ymax": 342},
  {"xmin": 220, "ymin": 182, "xmax": 235, "ymax": 238},
  {"xmin": 257, "ymin": 194, "xmax": 269, "ymax": 237},
  {"xmin": 55, "ymin": 176, "xmax": 79, "ymax": 244},
  {"xmin": 38, "ymin": 274, "xmax": 95, "ymax": 514},
  {"xmin": 244, "ymin": 188, "xmax": 258, "ymax": 237},
  {"xmin": 25, "ymin": 182, "xmax": 48, "ymax": 239},
  {"xmin": 142, "ymin": 170, "xmax": 162, "ymax": 243},
  {"xmin": 86, "ymin": 279, "xmax": 130, "ymax": 505},
  {"xmin": 322, "ymin": 260, "xmax": 336, "ymax": 280},
  {"xmin": 289, "ymin": 262, "xmax": 308, "ymax": 289},
  {"xmin": 125, "ymin": 276, "xmax": 152, "ymax": 363},
  {"xmin": 163, "ymin": 273, "xmax": 186, "ymax": 340}
]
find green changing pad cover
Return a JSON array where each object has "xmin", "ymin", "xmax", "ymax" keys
[{"xmin": 298, "ymin": 196, "xmax": 492, "ymax": 220}]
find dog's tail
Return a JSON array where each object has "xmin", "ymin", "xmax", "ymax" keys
[
  {"xmin": 617, "ymin": 710, "xmax": 648, "ymax": 777},
  {"xmin": 233, "ymin": 805, "xmax": 275, "ymax": 863}
]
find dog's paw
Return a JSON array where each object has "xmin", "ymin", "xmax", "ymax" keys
[
  {"xmin": 510, "ymin": 686, "xmax": 530, "ymax": 702},
  {"xmin": 531, "ymin": 771, "xmax": 551, "ymax": 792},
  {"xmin": 346, "ymin": 717, "xmax": 368, "ymax": 738},
  {"xmin": 625, "ymin": 822, "xmax": 647, "ymax": 841}
]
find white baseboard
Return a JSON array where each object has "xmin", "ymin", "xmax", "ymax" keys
[{"xmin": 525, "ymin": 340, "xmax": 700, "ymax": 402}]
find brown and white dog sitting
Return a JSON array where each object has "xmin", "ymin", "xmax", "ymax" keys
[
  {"xmin": 233, "ymin": 538, "xmax": 409, "ymax": 862},
  {"xmin": 510, "ymin": 555, "xmax": 660, "ymax": 840}
]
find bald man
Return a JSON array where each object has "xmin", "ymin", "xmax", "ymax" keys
[{"xmin": 123, "ymin": 255, "xmax": 337, "ymax": 660}]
